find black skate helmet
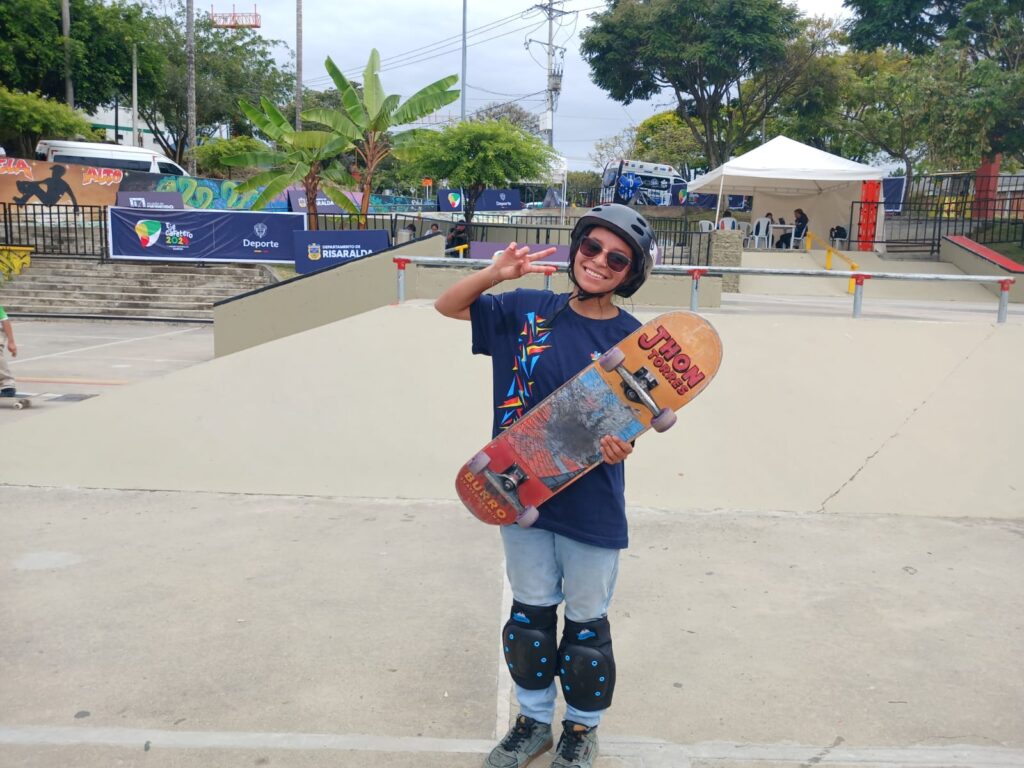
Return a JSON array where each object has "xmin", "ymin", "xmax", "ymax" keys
[{"xmin": 568, "ymin": 204, "xmax": 658, "ymax": 299}]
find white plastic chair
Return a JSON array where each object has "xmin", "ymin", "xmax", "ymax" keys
[
  {"xmin": 698, "ymin": 220, "xmax": 714, "ymax": 233},
  {"xmin": 792, "ymin": 222, "xmax": 808, "ymax": 250},
  {"xmin": 717, "ymin": 217, "xmax": 738, "ymax": 230},
  {"xmin": 750, "ymin": 217, "xmax": 771, "ymax": 249}
]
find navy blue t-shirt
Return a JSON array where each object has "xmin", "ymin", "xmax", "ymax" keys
[{"xmin": 470, "ymin": 289, "xmax": 641, "ymax": 549}]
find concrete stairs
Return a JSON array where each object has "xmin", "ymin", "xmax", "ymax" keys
[{"xmin": 0, "ymin": 258, "xmax": 277, "ymax": 321}]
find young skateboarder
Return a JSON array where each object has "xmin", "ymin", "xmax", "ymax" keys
[
  {"xmin": 0, "ymin": 305, "xmax": 18, "ymax": 397},
  {"xmin": 435, "ymin": 204, "xmax": 657, "ymax": 768}
]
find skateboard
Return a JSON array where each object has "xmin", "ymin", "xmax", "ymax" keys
[
  {"xmin": 456, "ymin": 311, "xmax": 723, "ymax": 526},
  {"xmin": 0, "ymin": 394, "xmax": 32, "ymax": 410}
]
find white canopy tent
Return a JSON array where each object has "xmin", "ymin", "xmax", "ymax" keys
[{"xmin": 687, "ymin": 136, "xmax": 886, "ymax": 250}]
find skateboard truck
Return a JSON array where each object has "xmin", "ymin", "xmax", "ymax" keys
[
  {"xmin": 466, "ymin": 453, "xmax": 540, "ymax": 527},
  {"xmin": 598, "ymin": 349, "xmax": 677, "ymax": 432},
  {"xmin": 621, "ymin": 366, "xmax": 659, "ymax": 405},
  {"xmin": 495, "ymin": 463, "xmax": 528, "ymax": 493}
]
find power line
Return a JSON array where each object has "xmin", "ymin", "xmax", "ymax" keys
[
  {"xmin": 302, "ymin": 9, "xmax": 543, "ymax": 87},
  {"xmin": 467, "ymin": 83, "xmax": 535, "ymax": 98},
  {"xmin": 374, "ymin": 19, "xmax": 547, "ymax": 75},
  {"xmin": 359, "ymin": 8, "xmax": 536, "ymax": 68}
]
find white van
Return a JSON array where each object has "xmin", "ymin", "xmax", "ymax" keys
[{"xmin": 34, "ymin": 140, "xmax": 189, "ymax": 176}]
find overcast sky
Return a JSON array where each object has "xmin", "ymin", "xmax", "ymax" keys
[{"xmin": 250, "ymin": 0, "xmax": 852, "ymax": 171}]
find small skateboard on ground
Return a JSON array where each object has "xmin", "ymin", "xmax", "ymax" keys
[
  {"xmin": 0, "ymin": 394, "xmax": 32, "ymax": 410},
  {"xmin": 456, "ymin": 311, "xmax": 723, "ymax": 526}
]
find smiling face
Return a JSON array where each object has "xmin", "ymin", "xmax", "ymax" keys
[{"xmin": 572, "ymin": 226, "xmax": 634, "ymax": 295}]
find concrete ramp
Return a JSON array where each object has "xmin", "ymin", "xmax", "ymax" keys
[{"xmin": 1, "ymin": 302, "xmax": 1021, "ymax": 518}]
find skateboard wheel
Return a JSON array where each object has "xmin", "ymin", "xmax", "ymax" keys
[
  {"xmin": 467, "ymin": 451, "xmax": 491, "ymax": 474},
  {"xmin": 598, "ymin": 347, "xmax": 625, "ymax": 372},
  {"xmin": 651, "ymin": 407, "xmax": 676, "ymax": 432},
  {"xmin": 13, "ymin": 402, "xmax": 24, "ymax": 410},
  {"xmin": 517, "ymin": 506, "xmax": 539, "ymax": 528}
]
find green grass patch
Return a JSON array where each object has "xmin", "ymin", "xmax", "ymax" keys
[
  {"xmin": 970, "ymin": 219, "xmax": 1024, "ymax": 266},
  {"xmin": 983, "ymin": 241, "xmax": 1024, "ymax": 266}
]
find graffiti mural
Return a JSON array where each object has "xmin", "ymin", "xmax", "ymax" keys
[
  {"xmin": 0, "ymin": 158, "xmax": 431, "ymax": 214},
  {"xmin": 0, "ymin": 158, "xmax": 121, "ymax": 207}
]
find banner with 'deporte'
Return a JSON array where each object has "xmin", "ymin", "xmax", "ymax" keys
[{"xmin": 109, "ymin": 207, "xmax": 306, "ymax": 263}]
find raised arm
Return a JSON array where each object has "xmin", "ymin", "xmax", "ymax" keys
[{"xmin": 434, "ymin": 242, "xmax": 556, "ymax": 321}]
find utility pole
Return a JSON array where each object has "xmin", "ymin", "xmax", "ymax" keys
[
  {"xmin": 532, "ymin": 0, "xmax": 568, "ymax": 147},
  {"xmin": 132, "ymin": 44, "xmax": 140, "ymax": 147},
  {"xmin": 186, "ymin": 0, "xmax": 196, "ymax": 174},
  {"xmin": 460, "ymin": 0, "xmax": 467, "ymax": 121},
  {"xmin": 62, "ymin": 0, "xmax": 74, "ymax": 108},
  {"xmin": 295, "ymin": 0, "xmax": 303, "ymax": 129}
]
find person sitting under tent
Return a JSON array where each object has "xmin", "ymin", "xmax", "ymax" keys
[{"xmin": 776, "ymin": 209, "xmax": 808, "ymax": 248}]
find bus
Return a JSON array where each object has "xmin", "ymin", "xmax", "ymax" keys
[{"xmin": 600, "ymin": 159, "xmax": 686, "ymax": 207}]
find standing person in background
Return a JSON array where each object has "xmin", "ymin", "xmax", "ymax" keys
[
  {"xmin": 435, "ymin": 204, "xmax": 658, "ymax": 768},
  {"xmin": 0, "ymin": 305, "xmax": 19, "ymax": 397},
  {"xmin": 446, "ymin": 221, "xmax": 471, "ymax": 256}
]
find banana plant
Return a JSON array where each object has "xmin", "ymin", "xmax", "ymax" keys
[
  {"xmin": 303, "ymin": 49, "xmax": 459, "ymax": 224},
  {"xmin": 224, "ymin": 96, "xmax": 359, "ymax": 229}
]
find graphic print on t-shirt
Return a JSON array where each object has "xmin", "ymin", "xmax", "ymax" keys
[{"xmin": 498, "ymin": 311, "xmax": 552, "ymax": 430}]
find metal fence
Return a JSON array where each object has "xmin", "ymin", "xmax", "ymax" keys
[
  {"xmin": 0, "ymin": 203, "xmax": 108, "ymax": 259},
  {"xmin": 852, "ymin": 199, "xmax": 1024, "ymax": 255},
  {"xmin": 311, "ymin": 211, "xmax": 711, "ymax": 265},
  {"xmin": 0, "ymin": 203, "xmax": 713, "ymax": 265}
]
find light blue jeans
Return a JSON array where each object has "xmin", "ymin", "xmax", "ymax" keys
[{"xmin": 501, "ymin": 524, "xmax": 620, "ymax": 728}]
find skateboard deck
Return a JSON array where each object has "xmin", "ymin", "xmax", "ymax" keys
[
  {"xmin": 456, "ymin": 310, "xmax": 723, "ymax": 526},
  {"xmin": 0, "ymin": 394, "xmax": 32, "ymax": 410}
]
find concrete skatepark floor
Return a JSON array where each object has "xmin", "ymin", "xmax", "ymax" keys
[{"xmin": 1, "ymin": 293, "xmax": 1022, "ymax": 768}]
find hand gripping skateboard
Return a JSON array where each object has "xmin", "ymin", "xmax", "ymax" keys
[{"xmin": 456, "ymin": 310, "xmax": 722, "ymax": 526}]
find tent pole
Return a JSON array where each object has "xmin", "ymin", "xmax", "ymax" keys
[{"xmin": 714, "ymin": 171, "xmax": 726, "ymax": 225}]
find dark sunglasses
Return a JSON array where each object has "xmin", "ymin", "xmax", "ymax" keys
[{"xmin": 578, "ymin": 236, "xmax": 632, "ymax": 273}]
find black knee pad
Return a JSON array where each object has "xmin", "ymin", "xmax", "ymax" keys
[
  {"xmin": 557, "ymin": 617, "xmax": 615, "ymax": 711},
  {"xmin": 503, "ymin": 601, "xmax": 558, "ymax": 690}
]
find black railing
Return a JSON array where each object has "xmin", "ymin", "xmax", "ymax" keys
[
  {"xmin": 851, "ymin": 198, "xmax": 1024, "ymax": 255},
  {"xmin": 0, "ymin": 204, "xmax": 713, "ymax": 265},
  {"xmin": 0, "ymin": 203, "xmax": 108, "ymax": 259}
]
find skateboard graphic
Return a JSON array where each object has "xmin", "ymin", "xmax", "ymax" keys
[
  {"xmin": 0, "ymin": 394, "xmax": 32, "ymax": 410},
  {"xmin": 456, "ymin": 311, "xmax": 723, "ymax": 526}
]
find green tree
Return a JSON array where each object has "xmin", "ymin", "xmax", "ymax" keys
[
  {"xmin": 303, "ymin": 49, "xmax": 459, "ymax": 220},
  {"xmin": 914, "ymin": 42, "xmax": 1024, "ymax": 167},
  {"xmin": 588, "ymin": 127, "xmax": 636, "ymax": 170},
  {"xmin": 188, "ymin": 135, "xmax": 267, "ymax": 179},
  {"xmin": 845, "ymin": 0, "xmax": 1024, "ymax": 164},
  {"xmin": 751, "ymin": 20, "xmax": 876, "ymax": 162},
  {"xmin": 566, "ymin": 170, "xmax": 602, "ymax": 206},
  {"xmin": 632, "ymin": 112, "xmax": 704, "ymax": 172},
  {"xmin": 0, "ymin": 0, "xmax": 160, "ymax": 113},
  {"xmin": 405, "ymin": 120, "xmax": 555, "ymax": 223},
  {"xmin": 567, "ymin": 170, "xmax": 601, "ymax": 189},
  {"xmin": 139, "ymin": 5, "xmax": 293, "ymax": 163},
  {"xmin": 581, "ymin": 0, "xmax": 810, "ymax": 168},
  {"xmin": 844, "ymin": 0, "xmax": 963, "ymax": 54},
  {"xmin": 0, "ymin": 87, "xmax": 99, "ymax": 157},
  {"xmin": 837, "ymin": 49, "xmax": 929, "ymax": 192},
  {"xmin": 371, "ymin": 153, "xmax": 424, "ymax": 196},
  {"xmin": 471, "ymin": 102, "xmax": 541, "ymax": 136},
  {"xmin": 224, "ymin": 97, "xmax": 358, "ymax": 229}
]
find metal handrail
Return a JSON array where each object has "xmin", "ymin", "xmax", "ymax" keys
[{"xmin": 391, "ymin": 255, "xmax": 1017, "ymax": 323}]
